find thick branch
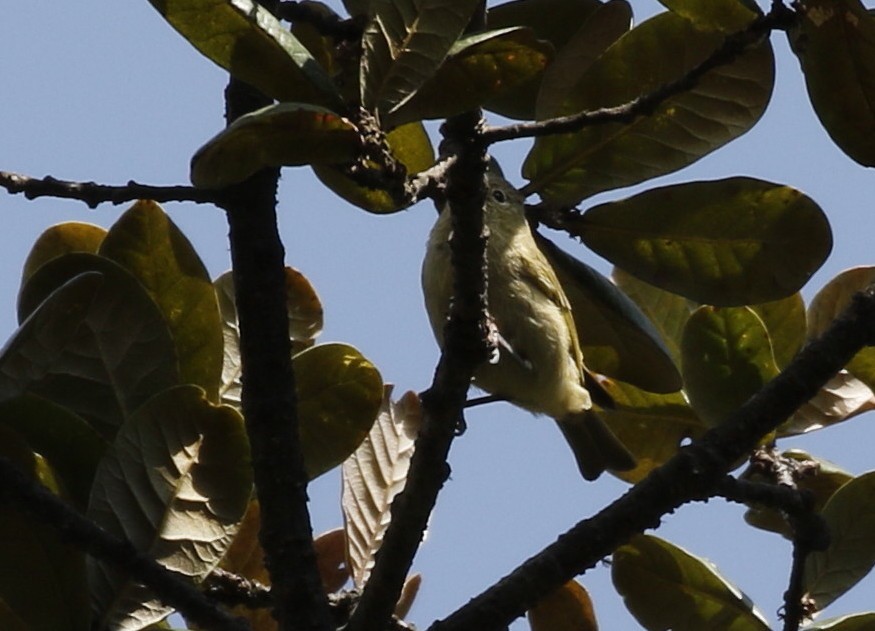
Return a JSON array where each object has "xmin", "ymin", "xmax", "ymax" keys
[
  {"xmin": 429, "ymin": 287, "xmax": 875, "ymax": 631},
  {"xmin": 0, "ymin": 457, "xmax": 249, "ymax": 631},
  {"xmin": 0, "ymin": 171, "xmax": 218, "ymax": 208}
]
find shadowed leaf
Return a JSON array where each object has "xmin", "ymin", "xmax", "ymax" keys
[
  {"xmin": 751, "ymin": 293, "xmax": 806, "ymax": 369},
  {"xmin": 658, "ymin": 0, "xmax": 760, "ymax": 32},
  {"xmin": 21, "ymin": 222, "xmax": 106, "ymax": 286},
  {"xmin": 528, "ymin": 580, "xmax": 598, "ymax": 631}
]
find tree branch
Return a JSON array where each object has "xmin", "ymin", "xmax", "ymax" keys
[
  {"xmin": 275, "ymin": 1, "xmax": 364, "ymax": 41},
  {"xmin": 429, "ymin": 286, "xmax": 875, "ymax": 631},
  {"xmin": 0, "ymin": 457, "xmax": 250, "ymax": 631},
  {"xmin": 0, "ymin": 171, "xmax": 219, "ymax": 208}
]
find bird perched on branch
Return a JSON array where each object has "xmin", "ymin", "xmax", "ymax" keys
[{"xmin": 421, "ymin": 163, "xmax": 635, "ymax": 480}]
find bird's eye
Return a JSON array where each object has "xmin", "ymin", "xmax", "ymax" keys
[{"xmin": 491, "ymin": 189, "xmax": 507, "ymax": 204}]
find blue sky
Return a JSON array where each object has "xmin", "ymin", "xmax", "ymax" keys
[{"xmin": 2, "ymin": 1, "xmax": 875, "ymax": 628}]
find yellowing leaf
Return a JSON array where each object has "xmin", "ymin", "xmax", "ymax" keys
[
  {"xmin": 21, "ymin": 222, "xmax": 106, "ymax": 286},
  {"xmin": 342, "ymin": 386, "xmax": 420, "ymax": 587},
  {"xmin": 527, "ymin": 580, "xmax": 598, "ymax": 631},
  {"xmin": 314, "ymin": 528, "xmax": 351, "ymax": 594}
]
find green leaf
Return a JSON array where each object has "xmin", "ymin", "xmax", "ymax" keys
[
  {"xmin": 88, "ymin": 385, "xmax": 252, "ymax": 631},
  {"xmin": 190, "ymin": 103, "xmax": 362, "ymax": 189},
  {"xmin": 803, "ymin": 471, "xmax": 875, "ymax": 613},
  {"xmin": 21, "ymin": 222, "xmax": 106, "ymax": 286},
  {"xmin": 658, "ymin": 0, "xmax": 760, "ymax": 33},
  {"xmin": 805, "ymin": 613, "xmax": 875, "ymax": 630},
  {"xmin": 576, "ymin": 178, "xmax": 832, "ymax": 306},
  {"xmin": 682, "ymin": 306, "xmax": 780, "ymax": 427},
  {"xmin": 789, "ymin": 0, "xmax": 875, "ymax": 166},
  {"xmin": 751, "ymin": 293, "xmax": 806, "ymax": 369},
  {"xmin": 600, "ymin": 380, "xmax": 705, "ymax": 484},
  {"xmin": 0, "ymin": 426, "xmax": 90, "ymax": 631},
  {"xmin": 0, "ymin": 394, "xmax": 106, "ymax": 509},
  {"xmin": 15, "ymin": 257, "xmax": 180, "ymax": 440},
  {"xmin": 99, "ymin": 201, "xmax": 224, "ymax": 401},
  {"xmin": 613, "ymin": 534, "xmax": 771, "ymax": 631},
  {"xmin": 385, "ymin": 27, "xmax": 553, "ymax": 128},
  {"xmin": 147, "ymin": 0, "xmax": 341, "ymax": 107},
  {"xmin": 527, "ymin": 580, "xmax": 598, "ymax": 631},
  {"xmin": 296, "ymin": 343, "xmax": 383, "ymax": 479},
  {"xmin": 360, "ymin": 0, "xmax": 481, "ymax": 117},
  {"xmin": 535, "ymin": 0, "xmax": 632, "ymax": 120},
  {"xmin": 808, "ymin": 267, "xmax": 875, "ymax": 391},
  {"xmin": 523, "ymin": 12, "xmax": 774, "ymax": 205},
  {"xmin": 313, "ymin": 121, "xmax": 435, "ymax": 213},
  {"xmin": 535, "ymin": 234, "xmax": 681, "ymax": 393}
]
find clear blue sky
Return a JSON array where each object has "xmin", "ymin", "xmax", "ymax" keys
[{"xmin": 2, "ymin": 1, "xmax": 874, "ymax": 628}]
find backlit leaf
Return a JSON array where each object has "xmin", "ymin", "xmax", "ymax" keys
[
  {"xmin": 576, "ymin": 178, "xmax": 832, "ymax": 306},
  {"xmin": 147, "ymin": 0, "xmax": 341, "ymax": 106},
  {"xmin": 191, "ymin": 103, "xmax": 361, "ymax": 189},
  {"xmin": 88, "ymin": 386, "xmax": 252, "ymax": 631},
  {"xmin": 523, "ymin": 12, "xmax": 774, "ymax": 205},
  {"xmin": 613, "ymin": 534, "xmax": 770, "ymax": 631},
  {"xmin": 21, "ymin": 222, "xmax": 106, "ymax": 286},
  {"xmin": 779, "ymin": 370, "xmax": 875, "ymax": 437},
  {"xmin": 790, "ymin": 0, "xmax": 875, "ymax": 166},
  {"xmin": 805, "ymin": 613, "xmax": 875, "ymax": 630},
  {"xmin": 395, "ymin": 574, "xmax": 422, "ymax": 620},
  {"xmin": 528, "ymin": 580, "xmax": 598, "ymax": 631},
  {"xmin": 751, "ymin": 293, "xmax": 806, "ymax": 369},
  {"xmin": 803, "ymin": 471, "xmax": 875, "ymax": 613},
  {"xmin": 658, "ymin": 0, "xmax": 760, "ymax": 33}
]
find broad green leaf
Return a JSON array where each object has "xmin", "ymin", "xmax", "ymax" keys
[
  {"xmin": 21, "ymin": 222, "xmax": 106, "ymax": 285},
  {"xmin": 536, "ymin": 234, "xmax": 681, "ymax": 393},
  {"xmin": 190, "ymin": 103, "xmax": 362, "ymax": 189},
  {"xmin": 342, "ymin": 386, "xmax": 420, "ymax": 586},
  {"xmin": 527, "ymin": 580, "xmax": 598, "ymax": 631},
  {"xmin": 15, "ymin": 257, "xmax": 180, "ymax": 440},
  {"xmin": 100, "ymin": 201, "xmax": 223, "ymax": 401},
  {"xmin": 658, "ymin": 0, "xmax": 760, "ymax": 33},
  {"xmin": 290, "ymin": 2, "xmax": 341, "ymax": 74},
  {"xmin": 600, "ymin": 380, "xmax": 705, "ymax": 483},
  {"xmin": 523, "ymin": 12, "xmax": 774, "ymax": 205},
  {"xmin": 360, "ymin": 0, "xmax": 481, "ymax": 117},
  {"xmin": 577, "ymin": 178, "xmax": 832, "ymax": 306},
  {"xmin": 743, "ymin": 450, "xmax": 853, "ymax": 539},
  {"xmin": 385, "ymin": 27, "xmax": 553, "ymax": 128},
  {"xmin": 88, "ymin": 385, "xmax": 252, "ymax": 631},
  {"xmin": 805, "ymin": 613, "xmax": 875, "ymax": 630},
  {"xmin": 613, "ymin": 267, "xmax": 695, "ymax": 366},
  {"xmin": 297, "ymin": 343, "xmax": 384, "ymax": 479},
  {"xmin": 535, "ymin": 0, "xmax": 632, "ymax": 120},
  {"xmin": 216, "ymin": 267, "xmax": 324, "ymax": 410},
  {"xmin": 147, "ymin": 0, "xmax": 341, "ymax": 107},
  {"xmin": 314, "ymin": 121, "xmax": 435, "ymax": 213},
  {"xmin": 803, "ymin": 471, "xmax": 875, "ymax": 613},
  {"xmin": 779, "ymin": 370, "xmax": 875, "ymax": 437},
  {"xmin": 789, "ymin": 0, "xmax": 875, "ymax": 166},
  {"xmin": 613, "ymin": 534, "xmax": 771, "ymax": 631},
  {"xmin": 0, "ymin": 426, "xmax": 90, "ymax": 631},
  {"xmin": 0, "ymin": 394, "xmax": 106, "ymax": 509},
  {"xmin": 808, "ymin": 267, "xmax": 875, "ymax": 391},
  {"xmin": 751, "ymin": 293, "xmax": 806, "ymax": 369},
  {"xmin": 682, "ymin": 306, "xmax": 780, "ymax": 427}
]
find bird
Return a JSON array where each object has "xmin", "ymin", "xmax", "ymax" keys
[{"xmin": 421, "ymin": 163, "xmax": 635, "ymax": 480}]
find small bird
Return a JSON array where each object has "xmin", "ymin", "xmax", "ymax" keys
[{"xmin": 421, "ymin": 165, "xmax": 635, "ymax": 480}]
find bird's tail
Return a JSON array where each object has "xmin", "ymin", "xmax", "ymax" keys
[{"xmin": 556, "ymin": 410, "xmax": 636, "ymax": 481}]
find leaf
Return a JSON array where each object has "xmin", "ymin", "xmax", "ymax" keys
[
  {"xmin": 600, "ymin": 380, "xmax": 705, "ymax": 484},
  {"xmin": 523, "ymin": 12, "xmax": 775, "ymax": 205},
  {"xmin": 360, "ymin": 0, "xmax": 481, "ymax": 117},
  {"xmin": 314, "ymin": 528, "xmax": 351, "ymax": 593},
  {"xmin": 808, "ymin": 267, "xmax": 875, "ymax": 391},
  {"xmin": 535, "ymin": 0, "xmax": 632, "ymax": 120},
  {"xmin": 789, "ymin": 0, "xmax": 875, "ymax": 166},
  {"xmin": 527, "ymin": 580, "xmax": 598, "ymax": 631},
  {"xmin": 805, "ymin": 613, "xmax": 875, "ymax": 630},
  {"xmin": 536, "ymin": 234, "xmax": 681, "ymax": 393},
  {"xmin": 682, "ymin": 306, "xmax": 780, "ymax": 428},
  {"xmin": 658, "ymin": 0, "xmax": 760, "ymax": 33},
  {"xmin": 751, "ymin": 293, "xmax": 806, "ymax": 369},
  {"xmin": 100, "ymin": 201, "xmax": 223, "ymax": 401},
  {"xmin": 803, "ymin": 471, "xmax": 875, "ymax": 613},
  {"xmin": 147, "ymin": 0, "xmax": 341, "ymax": 107},
  {"xmin": 613, "ymin": 534, "xmax": 771, "ymax": 631},
  {"xmin": 577, "ymin": 178, "xmax": 832, "ymax": 306},
  {"xmin": 779, "ymin": 370, "xmax": 875, "ymax": 437},
  {"xmin": 88, "ymin": 385, "xmax": 252, "ymax": 631},
  {"xmin": 216, "ymin": 267, "xmax": 324, "ymax": 410},
  {"xmin": 313, "ymin": 121, "xmax": 434, "ymax": 213},
  {"xmin": 742, "ymin": 450, "xmax": 853, "ymax": 539},
  {"xmin": 190, "ymin": 103, "xmax": 362, "ymax": 189},
  {"xmin": 395, "ymin": 573, "xmax": 422, "ymax": 620},
  {"xmin": 21, "ymin": 222, "xmax": 106, "ymax": 286},
  {"xmin": 13, "ymin": 263, "xmax": 180, "ymax": 440},
  {"xmin": 385, "ymin": 27, "xmax": 553, "ymax": 128},
  {"xmin": 342, "ymin": 386, "xmax": 420, "ymax": 587},
  {"xmin": 296, "ymin": 343, "xmax": 384, "ymax": 479},
  {"xmin": 0, "ymin": 426, "xmax": 91, "ymax": 631}
]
